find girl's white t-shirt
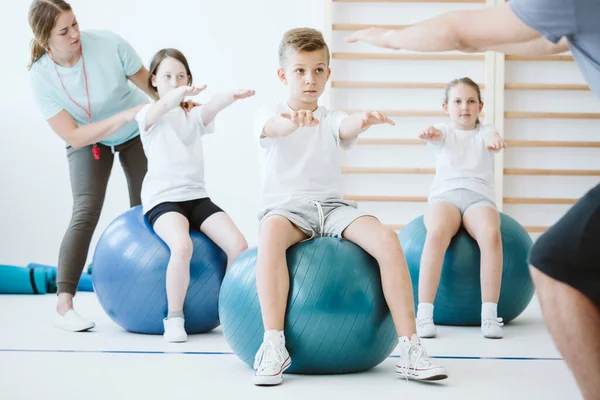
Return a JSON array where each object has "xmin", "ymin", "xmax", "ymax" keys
[
  {"xmin": 254, "ymin": 103, "xmax": 353, "ymax": 211},
  {"xmin": 429, "ymin": 123, "xmax": 499, "ymax": 202},
  {"xmin": 135, "ymin": 105, "xmax": 215, "ymax": 213}
]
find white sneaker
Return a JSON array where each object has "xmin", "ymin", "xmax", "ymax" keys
[
  {"xmin": 53, "ymin": 310, "xmax": 95, "ymax": 332},
  {"xmin": 253, "ymin": 332, "xmax": 292, "ymax": 386},
  {"xmin": 396, "ymin": 334, "xmax": 448, "ymax": 381},
  {"xmin": 163, "ymin": 317, "xmax": 187, "ymax": 342},
  {"xmin": 416, "ymin": 316, "xmax": 437, "ymax": 338},
  {"xmin": 482, "ymin": 317, "xmax": 504, "ymax": 339}
]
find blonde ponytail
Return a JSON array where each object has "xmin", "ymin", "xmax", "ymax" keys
[{"xmin": 28, "ymin": 38, "xmax": 47, "ymax": 70}]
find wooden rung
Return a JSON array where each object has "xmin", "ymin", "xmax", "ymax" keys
[
  {"xmin": 505, "ymin": 112, "xmax": 600, "ymax": 119},
  {"xmin": 333, "ymin": 24, "xmax": 408, "ymax": 31},
  {"xmin": 332, "ymin": 81, "xmax": 587, "ymax": 91},
  {"xmin": 343, "ymin": 195, "xmax": 428, "ymax": 202},
  {"xmin": 525, "ymin": 226, "xmax": 550, "ymax": 233},
  {"xmin": 358, "ymin": 138, "xmax": 425, "ymax": 145},
  {"xmin": 343, "ymin": 109, "xmax": 448, "ymax": 117},
  {"xmin": 385, "ymin": 224, "xmax": 548, "ymax": 233},
  {"xmin": 332, "ymin": 81, "xmax": 449, "ymax": 89},
  {"xmin": 346, "ymin": 110, "xmax": 593, "ymax": 119},
  {"xmin": 505, "ymin": 83, "xmax": 589, "ymax": 91},
  {"xmin": 342, "ymin": 166, "xmax": 600, "ymax": 177},
  {"xmin": 505, "ymin": 140, "xmax": 600, "ymax": 148},
  {"xmin": 333, "ymin": 0, "xmax": 485, "ymax": 2},
  {"xmin": 505, "ymin": 169, "xmax": 600, "ymax": 177},
  {"xmin": 356, "ymin": 138, "xmax": 600, "ymax": 148},
  {"xmin": 333, "ymin": 0, "xmax": 486, "ymax": 2},
  {"xmin": 345, "ymin": 195, "xmax": 578, "ymax": 205},
  {"xmin": 342, "ymin": 167, "xmax": 435, "ymax": 174},
  {"xmin": 332, "ymin": 53, "xmax": 572, "ymax": 61},
  {"xmin": 332, "ymin": 52, "xmax": 484, "ymax": 61},
  {"xmin": 506, "ymin": 55, "xmax": 574, "ymax": 62},
  {"xmin": 504, "ymin": 197, "xmax": 578, "ymax": 205}
]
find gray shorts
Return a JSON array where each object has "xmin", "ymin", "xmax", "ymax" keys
[
  {"xmin": 258, "ymin": 197, "xmax": 373, "ymax": 238},
  {"xmin": 428, "ymin": 189, "xmax": 497, "ymax": 215}
]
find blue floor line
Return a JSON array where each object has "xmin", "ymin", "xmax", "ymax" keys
[{"xmin": 0, "ymin": 348, "xmax": 563, "ymax": 361}]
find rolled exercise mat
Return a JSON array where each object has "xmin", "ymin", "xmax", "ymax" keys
[
  {"xmin": 0, "ymin": 265, "xmax": 55, "ymax": 294},
  {"xmin": 26, "ymin": 263, "xmax": 94, "ymax": 292}
]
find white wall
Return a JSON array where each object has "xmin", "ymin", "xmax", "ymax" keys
[
  {"xmin": 331, "ymin": 1, "xmax": 600, "ymax": 242},
  {"xmin": 2, "ymin": 0, "xmax": 599, "ymax": 268},
  {"xmin": 1, "ymin": 0, "xmax": 326, "ymax": 267}
]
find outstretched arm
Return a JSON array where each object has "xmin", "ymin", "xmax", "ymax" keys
[
  {"xmin": 339, "ymin": 111, "xmax": 395, "ymax": 140},
  {"xmin": 345, "ymin": 3, "xmax": 541, "ymax": 53},
  {"xmin": 142, "ymin": 85, "xmax": 206, "ymax": 130},
  {"xmin": 418, "ymin": 125, "xmax": 443, "ymax": 143},
  {"xmin": 201, "ymin": 90, "xmax": 255, "ymax": 126},
  {"xmin": 261, "ymin": 110, "xmax": 320, "ymax": 138},
  {"xmin": 484, "ymin": 131, "xmax": 507, "ymax": 151},
  {"xmin": 471, "ymin": 37, "xmax": 568, "ymax": 56},
  {"xmin": 47, "ymin": 105, "xmax": 145, "ymax": 149}
]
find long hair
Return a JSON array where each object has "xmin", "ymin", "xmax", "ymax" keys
[
  {"xmin": 28, "ymin": 0, "xmax": 73, "ymax": 69},
  {"xmin": 147, "ymin": 48, "xmax": 193, "ymax": 112}
]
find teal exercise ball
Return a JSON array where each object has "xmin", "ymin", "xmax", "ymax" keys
[
  {"xmin": 399, "ymin": 213, "xmax": 534, "ymax": 326},
  {"xmin": 218, "ymin": 237, "xmax": 398, "ymax": 374}
]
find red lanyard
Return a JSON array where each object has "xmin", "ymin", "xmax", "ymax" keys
[{"xmin": 50, "ymin": 46, "xmax": 100, "ymax": 160}]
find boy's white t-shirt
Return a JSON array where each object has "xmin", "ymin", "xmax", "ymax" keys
[
  {"xmin": 429, "ymin": 123, "xmax": 499, "ymax": 202},
  {"xmin": 254, "ymin": 103, "xmax": 353, "ymax": 211},
  {"xmin": 135, "ymin": 105, "xmax": 215, "ymax": 214}
]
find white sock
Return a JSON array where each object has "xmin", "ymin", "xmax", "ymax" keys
[
  {"xmin": 167, "ymin": 310, "xmax": 184, "ymax": 319},
  {"xmin": 417, "ymin": 303, "xmax": 434, "ymax": 319},
  {"xmin": 264, "ymin": 329, "xmax": 284, "ymax": 343},
  {"xmin": 399, "ymin": 336, "xmax": 410, "ymax": 347},
  {"xmin": 482, "ymin": 302, "xmax": 498, "ymax": 320},
  {"xmin": 399, "ymin": 334, "xmax": 419, "ymax": 347}
]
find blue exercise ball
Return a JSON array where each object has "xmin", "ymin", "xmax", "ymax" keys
[
  {"xmin": 218, "ymin": 237, "xmax": 398, "ymax": 375},
  {"xmin": 399, "ymin": 213, "xmax": 534, "ymax": 326},
  {"xmin": 92, "ymin": 206, "xmax": 227, "ymax": 334}
]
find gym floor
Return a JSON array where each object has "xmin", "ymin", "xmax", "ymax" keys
[{"xmin": 0, "ymin": 293, "xmax": 579, "ymax": 399}]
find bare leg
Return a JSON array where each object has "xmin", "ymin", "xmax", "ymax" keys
[
  {"xmin": 199, "ymin": 212, "xmax": 248, "ymax": 268},
  {"xmin": 256, "ymin": 216, "xmax": 308, "ymax": 331},
  {"xmin": 462, "ymin": 206, "xmax": 502, "ymax": 303},
  {"xmin": 342, "ymin": 216, "xmax": 416, "ymax": 337},
  {"xmin": 419, "ymin": 202, "xmax": 462, "ymax": 303},
  {"xmin": 153, "ymin": 212, "xmax": 193, "ymax": 313},
  {"xmin": 531, "ymin": 266, "xmax": 600, "ymax": 400}
]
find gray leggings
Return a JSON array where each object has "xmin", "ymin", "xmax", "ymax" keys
[{"xmin": 58, "ymin": 135, "xmax": 147, "ymax": 295}]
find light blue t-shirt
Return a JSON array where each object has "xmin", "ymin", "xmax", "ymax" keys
[
  {"xmin": 510, "ymin": 0, "xmax": 600, "ymax": 100},
  {"xmin": 29, "ymin": 30, "xmax": 149, "ymax": 146}
]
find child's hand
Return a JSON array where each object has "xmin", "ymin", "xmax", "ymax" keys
[
  {"xmin": 419, "ymin": 126, "xmax": 442, "ymax": 140},
  {"xmin": 178, "ymin": 84, "xmax": 206, "ymax": 98},
  {"xmin": 182, "ymin": 100, "xmax": 202, "ymax": 112},
  {"xmin": 359, "ymin": 111, "xmax": 395, "ymax": 130},
  {"xmin": 487, "ymin": 135, "xmax": 507, "ymax": 151},
  {"xmin": 232, "ymin": 89, "xmax": 256, "ymax": 100},
  {"xmin": 163, "ymin": 85, "xmax": 207, "ymax": 109},
  {"xmin": 280, "ymin": 110, "xmax": 320, "ymax": 127}
]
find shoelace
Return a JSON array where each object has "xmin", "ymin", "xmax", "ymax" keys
[
  {"xmin": 400, "ymin": 341, "xmax": 433, "ymax": 381},
  {"xmin": 254, "ymin": 340, "xmax": 284, "ymax": 373}
]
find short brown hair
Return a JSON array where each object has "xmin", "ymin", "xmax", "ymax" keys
[
  {"xmin": 28, "ymin": 0, "xmax": 73, "ymax": 69},
  {"xmin": 278, "ymin": 28, "xmax": 330, "ymax": 68}
]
